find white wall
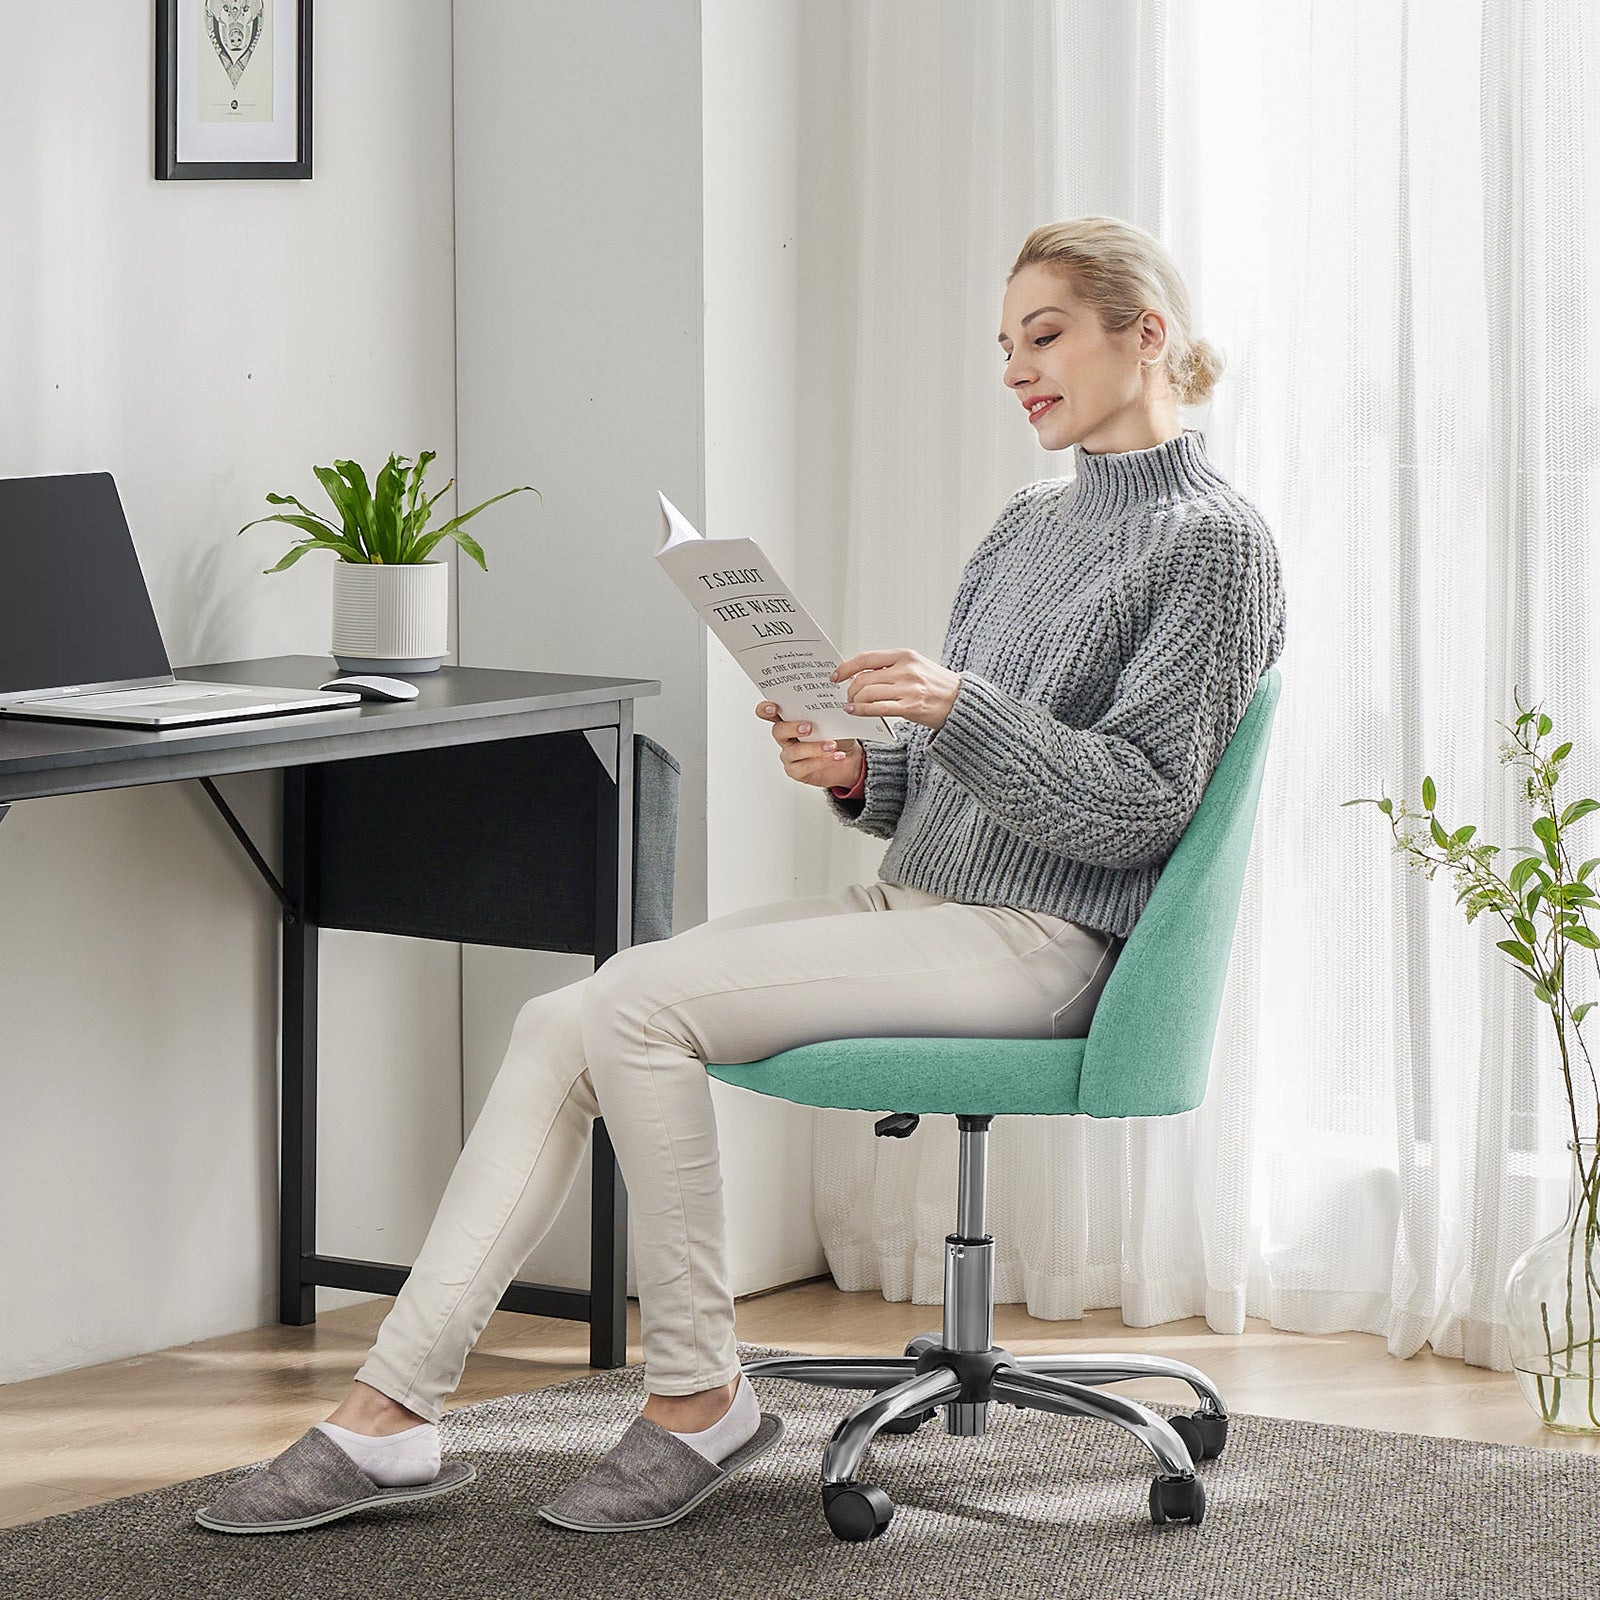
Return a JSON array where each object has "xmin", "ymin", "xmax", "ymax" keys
[
  {"xmin": 0, "ymin": 2, "xmax": 460, "ymax": 1384},
  {"xmin": 452, "ymin": 0, "xmax": 710, "ymax": 1293},
  {"xmin": 702, "ymin": 0, "xmax": 827, "ymax": 1290},
  {"xmin": 453, "ymin": 0, "xmax": 826, "ymax": 1297}
]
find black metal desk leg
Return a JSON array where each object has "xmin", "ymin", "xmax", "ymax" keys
[
  {"xmin": 280, "ymin": 766, "xmax": 318, "ymax": 1325},
  {"xmin": 590, "ymin": 1119, "xmax": 628, "ymax": 1367},
  {"xmin": 588, "ymin": 705, "xmax": 635, "ymax": 1367}
]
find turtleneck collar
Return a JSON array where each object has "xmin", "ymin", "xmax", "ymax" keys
[{"xmin": 1068, "ymin": 426, "xmax": 1230, "ymax": 519}]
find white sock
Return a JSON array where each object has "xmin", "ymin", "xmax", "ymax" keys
[
  {"xmin": 314, "ymin": 1419, "xmax": 441, "ymax": 1487},
  {"xmin": 665, "ymin": 1372, "xmax": 760, "ymax": 1464}
]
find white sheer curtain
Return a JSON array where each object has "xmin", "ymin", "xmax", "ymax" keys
[{"xmin": 799, "ymin": 0, "xmax": 1600, "ymax": 1369}]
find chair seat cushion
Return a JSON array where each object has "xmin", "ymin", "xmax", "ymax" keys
[{"xmin": 705, "ymin": 1035, "xmax": 1087, "ymax": 1116}]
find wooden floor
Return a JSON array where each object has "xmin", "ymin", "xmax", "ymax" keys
[{"xmin": 3, "ymin": 1278, "xmax": 1596, "ymax": 1529}]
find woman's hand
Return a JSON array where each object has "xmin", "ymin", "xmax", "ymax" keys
[
  {"xmin": 832, "ymin": 648, "xmax": 962, "ymax": 731},
  {"xmin": 755, "ymin": 701, "xmax": 866, "ymax": 789}
]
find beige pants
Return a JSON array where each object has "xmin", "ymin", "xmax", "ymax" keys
[{"xmin": 353, "ymin": 879, "xmax": 1122, "ymax": 1418}]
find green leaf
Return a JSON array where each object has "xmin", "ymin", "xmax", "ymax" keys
[
  {"xmin": 434, "ymin": 483, "xmax": 538, "ymax": 537},
  {"xmin": 1538, "ymin": 713, "xmax": 1554, "ymax": 737},
  {"xmin": 421, "ymin": 477, "xmax": 455, "ymax": 519},
  {"xmin": 311, "ymin": 464, "xmax": 363, "ymax": 549},
  {"xmin": 1378, "ymin": 797, "xmax": 1394, "ymax": 815},
  {"xmin": 1511, "ymin": 857, "xmax": 1541, "ymax": 893},
  {"xmin": 1430, "ymin": 816, "xmax": 1449, "ymax": 848},
  {"xmin": 1513, "ymin": 915, "xmax": 1539, "ymax": 945},
  {"xmin": 372, "ymin": 453, "xmax": 407, "ymax": 563},
  {"xmin": 411, "ymin": 484, "xmax": 537, "ymax": 567},
  {"xmin": 1561, "ymin": 799, "xmax": 1600, "ymax": 829},
  {"xmin": 1497, "ymin": 939, "xmax": 1536, "ymax": 967},
  {"xmin": 412, "ymin": 448, "xmax": 437, "ymax": 496},
  {"xmin": 332, "ymin": 459, "xmax": 378, "ymax": 558},
  {"xmin": 1534, "ymin": 984, "xmax": 1554, "ymax": 1005},
  {"xmin": 1422, "ymin": 775, "xmax": 1437, "ymax": 810},
  {"xmin": 263, "ymin": 491, "xmax": 343, "ymax": 536},
  {"xmin": 1553, "ymin": 742, "xmax": 1574, "ymax": 762},
  {"xmin": 1575, "ymin": 1002, "xmax": 1596, "ymax": 1025},
  {"xmin": 1566, "ymin": 925, "xmax": 1600, "ymax": 949},
  {"xmin": 238, "ymin": 513, "xmax": 365, "ymax": 564},
  {"xmin": 261, "ymin": 538, "xmax": 345, "ymax": 574},
  {"xmin": 402, "ymin": 450, "xmax": 438, "ymax": 540},
  {"xmin": 451, "ymin": 523, "xmax": 489, "ymax": 570}
]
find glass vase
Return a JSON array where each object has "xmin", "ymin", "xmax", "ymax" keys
[{"xmin": 1506, "ymin": 1137, "xmax": 1600, "ymax": 1432}]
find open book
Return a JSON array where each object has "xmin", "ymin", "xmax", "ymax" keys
[{"xmin": 655, "ymin": 492, "xmax": 899, "ymax": 745}]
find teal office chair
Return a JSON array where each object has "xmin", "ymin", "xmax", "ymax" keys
[{"xmin": 708, "ymin": 668, "xmax": 1281, "ymax": 1541}]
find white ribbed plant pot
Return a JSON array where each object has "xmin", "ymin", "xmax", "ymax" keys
[{"xmin": 331, "ymin": 560, "xmax": 449, "ymax": 673}]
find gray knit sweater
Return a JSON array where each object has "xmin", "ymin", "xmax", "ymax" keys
[{"xmin": 827, "ymin": 427, "xmax": 1286, "ymax": 938}]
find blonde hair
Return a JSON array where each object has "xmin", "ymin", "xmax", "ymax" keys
[{"xmin": 1009, "ymin": 217, "xmax": 1223, "ymax": 407}]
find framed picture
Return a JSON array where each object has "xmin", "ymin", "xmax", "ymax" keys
[{"xmin": 156, "ymin": 0, "xmax": 312, "ymax": 180}]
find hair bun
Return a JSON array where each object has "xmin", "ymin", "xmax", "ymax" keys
[{"xmin": 1179, "ymin": 337, "xmax": 1225, "ymax": 407}]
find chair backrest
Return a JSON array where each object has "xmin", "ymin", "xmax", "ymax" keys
[{"xmin": 1074, "ymin": 667, "xmax": 1281, "ymax": 1118}]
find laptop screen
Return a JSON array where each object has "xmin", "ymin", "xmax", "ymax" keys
[{"xmin": 0, "ymin": 473, "xmax": 173, "ymax": 695}]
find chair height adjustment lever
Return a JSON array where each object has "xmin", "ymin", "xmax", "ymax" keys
[{"xmin": 874, "ymin": 1113, "xmax": 921, "ymax": 1139}]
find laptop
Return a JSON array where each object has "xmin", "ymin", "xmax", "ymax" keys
[{"xmin": 0, "ymin": 472, "xmax": 364, "ymax": 728}]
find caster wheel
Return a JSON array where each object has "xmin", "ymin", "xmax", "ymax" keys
[
  {"xmin": 823, "ymin": 1481, "xmax": 895, "ymax": 1541},
  {"xmin": 1149, "ymin": 1473, "xmax": 1206, "ymax": 1526},
  {"xmin": 904, "ymin": 1334, "xmax": 941, "ymax": 1359},
  {"xmin": 1171, "ymin": 1409, "xmax": 1229, "ymax": 1461},
  {"xmin": 878, "ymin": 1407, "xmax": 933, "ymax": 1435},
  {"xmin": 1168, "ymin": 1414, "xmax": 1203, "ymax": 1467}
]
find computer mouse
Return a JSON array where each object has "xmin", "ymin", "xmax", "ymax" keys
[{"xmin": 317, "ymin": 674, "xmax": 421, "ymax": 701}]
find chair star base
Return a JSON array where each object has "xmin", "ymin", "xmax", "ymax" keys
[{"xmin": 741, "ymin": 1118, "xmax": 1228, "ymax": 1539}]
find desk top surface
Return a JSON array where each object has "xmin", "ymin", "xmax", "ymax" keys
[{"xmin": 0, "ymin": 655, "xmax": 661, "ymax": 801}]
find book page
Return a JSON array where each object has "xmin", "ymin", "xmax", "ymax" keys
[{"xmin": 655, "ymin": 493, "xmax": 898, "ymax": 745}]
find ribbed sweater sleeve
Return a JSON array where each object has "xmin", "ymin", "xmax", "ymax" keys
[
  {"xmin": 924, "ymin": 510, "xmax": 1278, "ymax": 869},
  {"xmin": 825, "ymin": 736, "xmax": 906, "ymax": 837}
]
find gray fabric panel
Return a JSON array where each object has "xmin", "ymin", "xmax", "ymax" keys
[{"xmin": 631, "ymin": 732, "xmax": 680, "ymax": 944}]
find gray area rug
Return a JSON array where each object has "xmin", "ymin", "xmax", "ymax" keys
[{"xmin": 2, "ymin": 1343, "xmax": 1597, "ymax": 1599}]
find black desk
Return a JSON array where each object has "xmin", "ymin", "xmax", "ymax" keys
[{"xmin": 0, "ymin": 655, "xmax": 662, "ymax": 1368}]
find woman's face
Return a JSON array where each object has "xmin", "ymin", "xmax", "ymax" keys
[{"xmin": 998, "ymin": 263, "xmax": 1168, "ymax": 452}]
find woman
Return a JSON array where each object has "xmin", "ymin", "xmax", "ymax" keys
[{"xmin": 195, "ymin": 216, "xmax": 1286, "ymax": 1536}]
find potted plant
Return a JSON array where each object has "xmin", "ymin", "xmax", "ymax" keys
[
  {"xmin": 1345, "ymin": 688, "xmax": 1600, "ymax": 1430},
  {"xmin": 239, "ymin": 451, "xmax": 538, "ymax": 673}
]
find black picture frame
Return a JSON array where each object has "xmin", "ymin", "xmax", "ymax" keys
[{"xmin": 156, "ymin": 0, "xmax": 313, "ymax": 180}]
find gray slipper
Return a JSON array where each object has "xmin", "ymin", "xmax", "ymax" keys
[
  {"xmin": 193, "ymin": 1425, "xmax": 476, "ymax": 1535},
  {"xmin": 538, "ymin": 1412, "xmax": 784, "ymax": 1533}
]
